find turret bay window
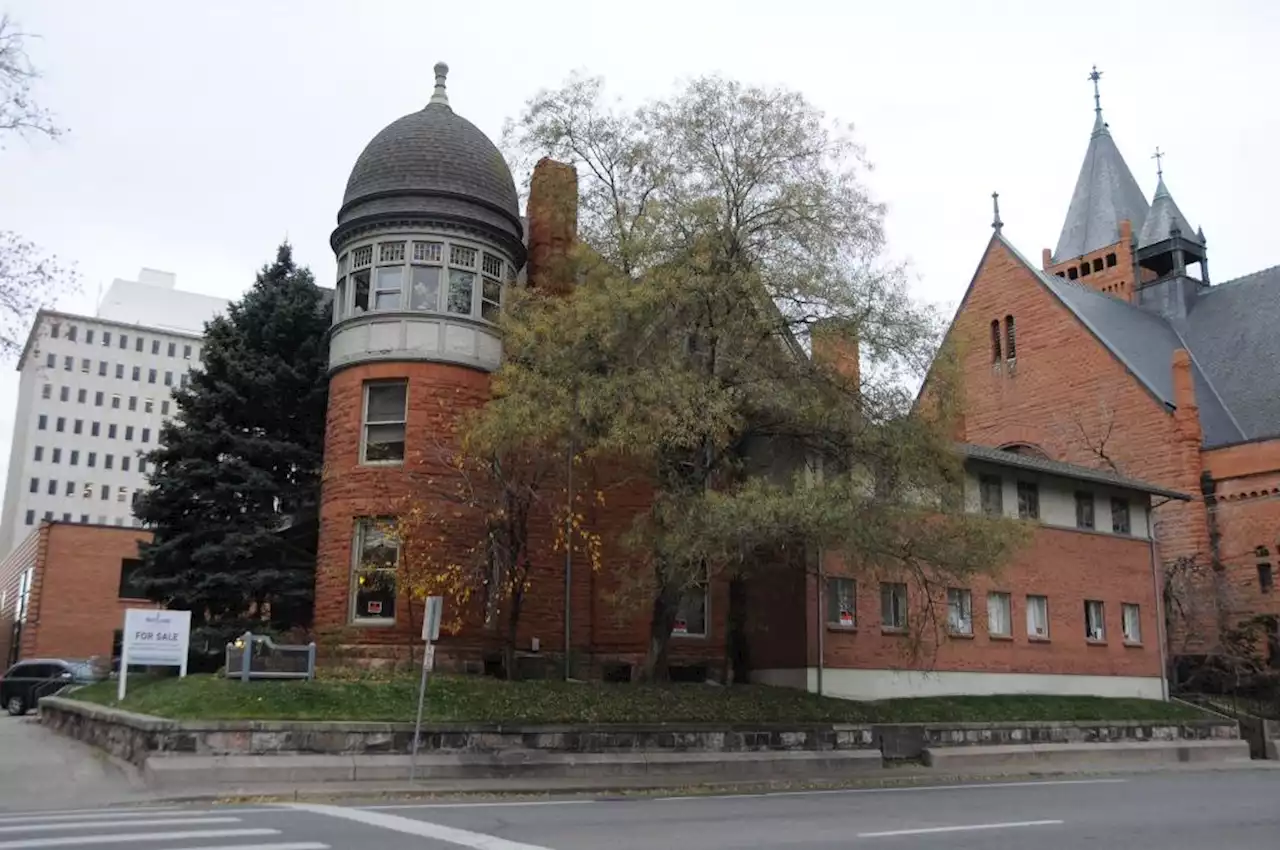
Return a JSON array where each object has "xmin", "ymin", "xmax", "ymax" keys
[
  {"xmin": 334, "ymin": 237, "xmax": 505, "ymax": 322},
  {"xmin": 351, "ymin": 517, "xmax": 398, "ymax": 623},
  {"xmin": 361, "ymin": 381, "xmax": 407, "ymax": 464}
]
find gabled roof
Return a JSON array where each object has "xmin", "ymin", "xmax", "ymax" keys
[
  {"xmin": 1174, "ymin": 264, "xmax": 1280, "ymax": 442},
  {"xmin": 1053, "ymin": 115, "xmax": 1150, "ymax": 263},
  {"xmin": 959, "ymin": 442, "xmax": 1190, "ymax": 501},
  {"xmin": 1138, "ymin": 176, "xmax": 1200, "ymax": 250},
  {"xmin": 996, "ymin": 235, "xmax": 1246, "ymax": 447}
]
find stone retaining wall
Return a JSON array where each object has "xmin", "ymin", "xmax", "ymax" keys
[{"xmin": 39, "ymin": 696, "xmax": 1239, "ymax": 767}]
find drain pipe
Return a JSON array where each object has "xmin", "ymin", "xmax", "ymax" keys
[
  {"xmin": 1147, "ymin": 500, "xmax": 1171, "ymax": 702},
  {"xmin": 815, "ymin": 546, "xmax": 825, "ymax": 697}
]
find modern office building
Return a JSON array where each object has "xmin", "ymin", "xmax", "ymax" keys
[{"xmin": 0, "ymin": 269, "xmax": 229, "ymax": 555}]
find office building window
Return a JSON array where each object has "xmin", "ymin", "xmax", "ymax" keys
[
  {"xmin": 51, "ymin": 448, "xmax": 61, "ymax": 463},
  {"xmin": 33, "ymin": 446, "xmax": 43, "ymax": 461},
  {"xmin": 67, "ymin": 325, "xmax": 77, "ymax": 341},
  {"xmin": 45, "ymin": 353, "xmax": 55, "ymax": 368},
  {"xmin": 81, "ymin": 358, "xmax": 90, "ymax": 373},
  {"xmin": 161, "ymin": 401, "xmax": 170, "ymax": 415},
  {"xmin": 46, "ymin": 479, "xmax": 56, "ymax": 495},
  {"xmin": 102, "ymin": 331, "xmax": 111, "ymax": 346},
  {"xmin": 41, "ymin": 384, "xmax": 51, "ymax": 400},
  {"xmin": 50, "ymin": 322, "xmax": 60, "ymax": 338},
  {"xmin": 100, "ymin": 484, "xmax": 109, "ymax": 501},
  {"xmin": 167, "ymin": 342, "xmax": 176, "ymax": 357},
  {"xmin": 108, "ymin": 424, "xmax": 117, "ymax": 439},
  {"xmin": 28, "ymin": 477, "xmax": 37, "ymax": 493},
  {"xmin": 151, "ymin": 339, "xmax": 160, "ymax": 355},
  {"xmin": 85, "ymin": 329, "xmax": 94, "ymax": 344},
  {"xmin": 147, "ymin": 368, "xmax": 156, "ymax": 384},
  {"xmin": 128, "ymin": 396, "xmax": 137, "ymax": 412},
  {"xmin": 64, "ymin": 480, "xmax": 74, "ymax": 496},
  {"xmin": 163, "ymin": 371, "xmax": 173, "ymax": 387},
  {"xmin": 135, "ymin": 337, "xmax": 143, "ymax": 352},
  {"xmin": 55, "ymin": 416, "xmax": 65, "ymax": 432},
  {"xmin": 73, "ymin": 419, "xmax": 83, "ymax": 435},
  {"xmin": 183, "ymin": 344, "xmax": 192, "ymax": 359},
  {"xmin": 37, "ymin": 414, "xmax": 47, "ymax": 430},
  {"xmin": 104, "ymin": 454, "xmax": 113, "ymax": 470},
  {"xmin": 91, "ymin": 422, "xmax": 100, "ymax": 437},
  {"xmin": 24, "ymin": 510, "xmax": 34, "ymax": 526},
  {"xmin": 141, "ymin": 428, "xmax": 150, "ymax": 443},
  {"xmin": 121, "ymin": 456, "xmax": 130, "ymax": 472},
  {"xmin": 119, "ymin": 334, "xmax": 128, "ymax": 349},
  {"xmin": 94, "ymin": 391, "xmax": 104, "ymax": 406},
  {"xmin": 59, "ymin": 385, "xmax": 69, "ymax": 402},
  {"xmin": 115, "ymin": 363, "xmax": 124, "ymax": 379},
  {"xmin": 69, "ymin": 450, "xmax": 78, "ymax": 465},
  {"xmin": 63, "ymin": 356, "xmax": 72, "ymax": 371},
  {"xmin": 98, "ymin": 360, "xmax": 107, "ymax": 376},
  {"xmin": 77, "ymin": 388, "xmax": 86, "ymax": 403},
  {"xmin": 144, "ymin": 398, "xmax": 154, "ymax": 413},
  {"xmin": 111, "ymin": 394, "xmax": 121, "ymax": 409},
  {"xmin": 87, "ymin": 452, "xmax": 96, "ymax": 467},
  {"xmin": 132, "ymin": 366, "xmax": 140, "ymax": 381},
  {"xmin": 125, "ymin": 426, "xmax": 134, "ymax": 441}
]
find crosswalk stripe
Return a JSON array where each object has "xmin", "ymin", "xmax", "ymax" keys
[
  {"xmin": 288, "ymin": 804, "xmax": 556, "ymax": 850},
  {"xmin": 0, "ymin": 817, "xmax": 241, "ymax": 834},
  {"xmin": 0, "ymin": 828, "xmax": 279, "ymax": 849},
  {"xmin": 0, "ymin": 809, "xmax": 180, "ymax": 822},
  {"xmin": 0, "ymin": 810, "xmax": 278, "ymax": 825}
]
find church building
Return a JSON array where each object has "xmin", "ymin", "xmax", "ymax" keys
[{"xmin": 943, "ymin": 67, "xmax": 1280, "ymax": 673}]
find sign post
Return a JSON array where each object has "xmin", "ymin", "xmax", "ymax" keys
[
  {"xmin": 410, "ymin": 596, "xmax": 443, "ymax": 783},
  {"xmin": 118, "ymin": 608, "xmax": 191, "ymax": 702}
]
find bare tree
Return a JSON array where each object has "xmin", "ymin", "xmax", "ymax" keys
[{"xmin": 0, "ymin": 13, "xmax": 75, "ymax": 357}]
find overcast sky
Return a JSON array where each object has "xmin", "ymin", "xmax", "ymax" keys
[{"xmin": 2, "ymin": 0, "xmax": 1278, "ymax": 485}]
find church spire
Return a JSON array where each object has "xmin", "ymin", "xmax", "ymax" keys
[
  {"xmin": 1051, "ymin": 67, "xmax": 1149, "ymax": 263},
  {"xmin": 1089, "ymin": 65, "xmax": 1107, "ymax": 136}
]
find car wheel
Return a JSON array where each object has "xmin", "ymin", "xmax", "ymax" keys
[{"xmin": 5, "ymin": 695, "xmax": 25, "ymax": 716}]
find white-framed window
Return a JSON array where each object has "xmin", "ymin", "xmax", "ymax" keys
[
  {"xmin": 673, "ymin": 569, "xmax": 708, "ymax": 637},
  {"xmin": 1026, "ymin": 594, "xmax": 1049, "ymax": 638},
  {"xmin": 987, "ymin": 591, "xmax": 1012, "ymax": 637},
  {"xmin": 880, "ymin": 582, "xmax": 908, "ymax": 630},
  {"xmin": 334, "ymin": 237, "xmax": 505, "ymax": 323},
  {"xmin": 351, "ymin": 517, "xmax": 398, "ymax": 623},
  {"xmin": 826, "ymin": 577, "xmax": 856, "ymax": 628},
  {"xmin": 1111, "ymin": 498, "xmax": 1131, "ymax": 535},
  {"xmin": 1085, "ymin": 599, "xmax": 1106, "ymax": 641},
  {"xmin": 361, "ymin": 381, "xmax": 407, "ymax": 464},
  {"xmin": 1121, "ymin": 603, "xmax": 1141, "ymax": 644},
  {"xmin": 947, "ymin": 588, "xmax": 973, "ymax": 635}
]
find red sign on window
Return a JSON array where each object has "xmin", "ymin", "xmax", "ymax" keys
[
  {"xmin": 672, "ymin": 618, "xmax": 688, "ymax": 636},
  {"xmin": 367, "ymin": 601, "xmax": 383, "ymax": 615},
  {"xmin": 839, "ymin": 609, "xmax": 854, "ymax": 627}
]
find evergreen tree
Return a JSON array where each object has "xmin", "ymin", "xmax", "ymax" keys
[{"xmin": 134, "ymin": 244, "xmax": 330, "ymax": 648}]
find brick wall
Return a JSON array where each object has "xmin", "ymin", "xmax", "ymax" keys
[
  {"xmin": 314, "ymin": 361, "xmax": 728, "ymax": 674},
  {"xmin": 3, "ymin": 523, "xmax": 150, "ymax": 662},
  {"xmin": 814, "ymin": 526, "xmax": 1162, "ymax": 678}
]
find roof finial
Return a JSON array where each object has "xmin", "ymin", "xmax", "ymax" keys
[
  {"xmin": 991, "ymin": 191, "xmax": 1003, "ymax": 234},
  {"xmin": 1089, "ymin": 65, "xmax": 1103, "ymax": 114},
  {"xmin": 1152, "ymin": 146, "xmax": 1165, "ymax": 180},
  {"xmin": 429, "ymin": 61, "xmax": 450, "ymax": 108}
]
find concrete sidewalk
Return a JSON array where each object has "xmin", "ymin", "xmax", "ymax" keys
[{"xmin": 0, "ymin": 715, "xmax": 154, "ymax": 812}]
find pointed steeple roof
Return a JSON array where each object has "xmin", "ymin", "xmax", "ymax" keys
[
  {"xmin": 1138, "ymin": 175, "xmax": 1199, "ymax": 249},
  {"xmin": 1052, "ymin": 68, "xmax": 1149, "ymax": 262}
]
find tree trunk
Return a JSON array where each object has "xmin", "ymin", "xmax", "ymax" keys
[
  {"xmin": 503, "ymin": 579, "xmax": 526, "ymax": 681},
  {"xmin": 641, "ymin": 580, "xmax": 681, "ymax": 682}
]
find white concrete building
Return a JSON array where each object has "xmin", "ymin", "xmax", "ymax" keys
[{"xmin": 0, "ymin": 270, "xmax": 230, "ymax": 554}]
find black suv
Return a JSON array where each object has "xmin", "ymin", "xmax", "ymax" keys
[{"xmin": 0, "ymin": 659, "xmax": 97, "ymax": 716}]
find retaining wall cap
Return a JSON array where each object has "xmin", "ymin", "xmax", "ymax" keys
[{"xmin": 41, "ymin": 696, "xmax": 176, "ymax": 731}]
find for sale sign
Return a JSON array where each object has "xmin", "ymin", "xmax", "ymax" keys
[{"xmin": 118, "ymin": 608, "xmax": 191, "ymax": 700}]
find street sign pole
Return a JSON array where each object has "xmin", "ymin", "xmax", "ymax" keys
[{"xmin": 409, "ymin": 596, "xmax": 443, "ymax": 784}]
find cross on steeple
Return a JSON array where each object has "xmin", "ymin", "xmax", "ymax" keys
[
  {"xmin": 991, "ymin": 191, "xmax": 1003, "ymax": 233},
  {"xmin": 1088, "ymin": 65, "xmax": 1103, "ymax": 114},
  {"xmin": 1152, "ymin": 146, "xmax": 1165, "ymax": 179}
]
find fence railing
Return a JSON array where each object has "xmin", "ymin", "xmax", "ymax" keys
[{"xmin": 224, "ymin": 632, "xmax": 316, "ymax": 682}]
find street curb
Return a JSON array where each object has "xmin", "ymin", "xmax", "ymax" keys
[{"xmin": 147, "ymin": 760, "xmax": 1280, "ymax": 807}]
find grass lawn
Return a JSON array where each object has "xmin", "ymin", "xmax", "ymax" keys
[{"xmin": 67, "ymin": 673, "xmax": 1210, "ymax": 725}]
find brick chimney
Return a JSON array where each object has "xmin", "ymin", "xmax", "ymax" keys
[
  {"xmin": 525, "ymin": 158, "xmax": 578, "ymax": 296},
  {"xmin": 1171, "ymin": 348, "xmax": 1202, "ymax": 444}
]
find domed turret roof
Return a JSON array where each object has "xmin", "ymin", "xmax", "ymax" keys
[{"xmin": 335, "ymin": 63, "xmax": 524, "ymax": 252}]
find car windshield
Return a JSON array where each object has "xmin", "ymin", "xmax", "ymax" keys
[{"xmin": 66, "ymin": 661, "xmax": 96, "ymax": 682}]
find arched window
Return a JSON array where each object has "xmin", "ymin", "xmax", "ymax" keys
[
  {"xmin": 990, "ymin": 319, "xmax": 1002, "ymax": 364},
  {"xmin": 1004, "ymin": 315, "xmax": 1017, "ymax": 360}
]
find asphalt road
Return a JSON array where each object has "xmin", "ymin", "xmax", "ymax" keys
[{"xmin": 0, "ymin": 772, "xmax": 1278, "ymax": 849}]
